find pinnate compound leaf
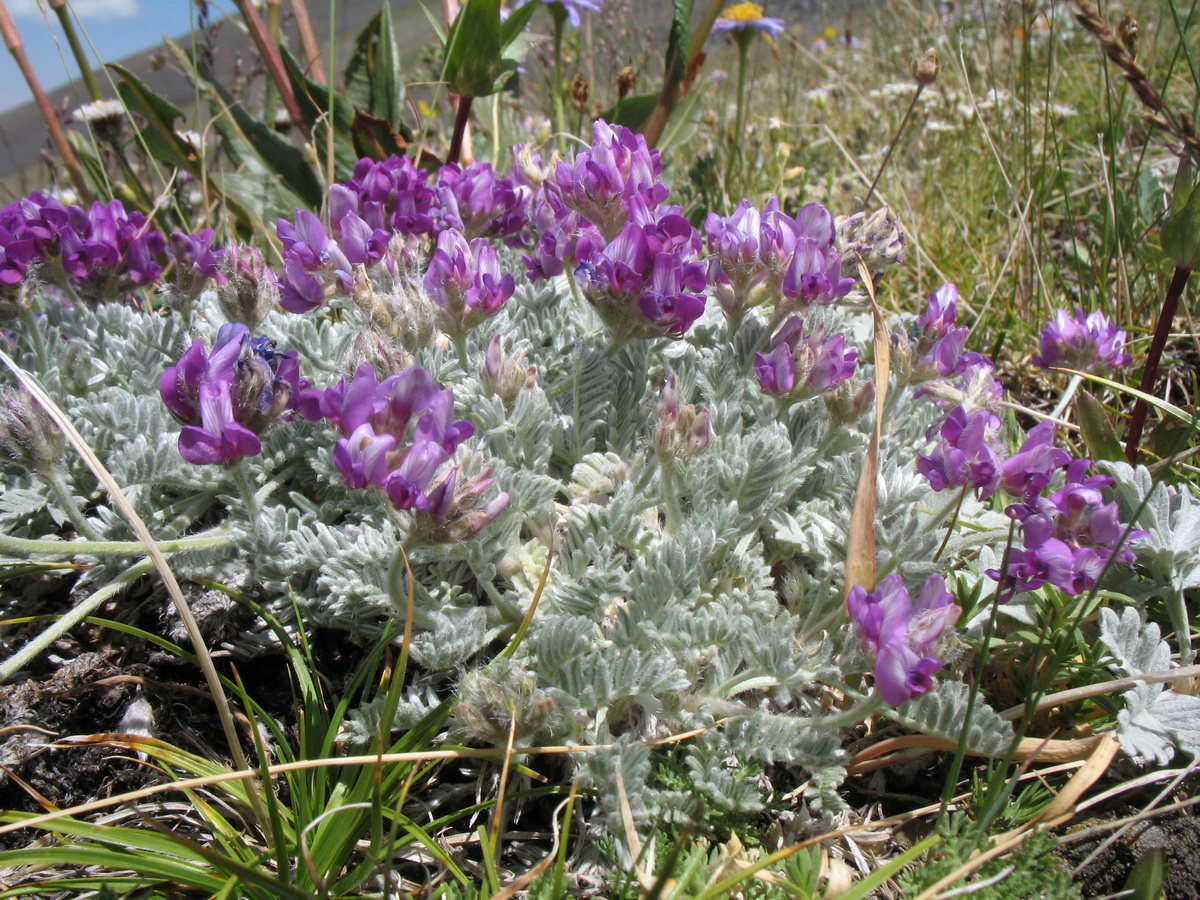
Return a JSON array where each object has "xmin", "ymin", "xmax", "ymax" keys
[{"xmin": 891, "ymin": 680, "xmax": 1014, "ymax": 756}]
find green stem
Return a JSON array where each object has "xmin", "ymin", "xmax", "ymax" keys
[
  {"xmin": 231, "ymin": 460, "xmax": 261, "ymax": 539},
  {"xmin": 17, "ymin": 303, "xmax": 47, "ymax": 373},
  {"xmin": 44, "ymin": 467, "xmax": 102, "ymax": 541},
  {"xmin": 0, "ymin": 528, "xmax": 231, "ymax": 559},
  {"xmin": 818, "ymin": 691, "xmax": 886, "ymax": 729},
  {"xmin": 453, "ymin": 333, "xmax": 471, "ymax": 373},
  {"xmin": 938, "ymin": 520, "xmax": 1016, "ymax": 821},
  {"xmin": 731, "ymin": 35, "xmax": 751, "ymax": 180},
  {"xmin": 1168, "ymin": 588, "xmax": 1195, "ymax": 667},
  {"xmin": 658, "ymin": 462, "xmax": 684, "ymax": 535},
  {"xmin": 552, "ymin": 13, "xmax": 567, "ymax": 152},
  {"xmin": 50, "ymin": 1, "xmax": 102, "ymax": 102},
  {"xmin": 933, "ymin": 484, "xmax": 970, "ymax": 562}
]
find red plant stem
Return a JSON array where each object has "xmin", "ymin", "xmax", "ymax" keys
[
  {"xmin": 1125, "ymin": 264, "xmax": 1192, "ymax": 462},
  {"xmin": 447, "ymin": 94, "xmax": 474, "ymax": 166},
  {"xmin": 0, "ymin": 0, "xmax": 92, "ymax": 203},
  {"xmin": 289, "ymin": 0, "xmax": 326, "ymax": 85},
  {"xmin": 230, "ymin": 0, "xmax": 306, "ymax": 135}
]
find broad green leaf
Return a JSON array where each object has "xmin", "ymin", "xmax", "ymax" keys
[
  {"xmin": 443, "ymin": 0, "xmax": 537, "ymax": 98},
  {"xmin": 664, "ymin": 0, "xmax": 695, "ymax": 84},
  {"xmin": 108, "ymin": 63, "xmax": 196, "ymax": 174},
  {"xmin": 169, "ymin": 37, "xmax": 325, "ymax": 209},
  {"xmin": 281, "ymin": 45, "xmax": 361, "ymax": 181},
  {"xmin": 602, "ymin": 91, "xmax": 659, "ymax": 130},
  {"xmin": 1162, "ymin": 180, "xmax": 1200, "ymax": 269},
  {"xmin": 1124, "ymin": 847, "xmax": 1166, "ymax": 900},
  {"xmin": 1163, "ymin": 156, "xmax": 1200, "ymax": 269},
  {"xmin": 1076, "ymin": 390, "xmax": 1126, "ymax": 462},
  {"xmin": 343, "ymin": 2, "xmax": 411, "ymax": 133}
]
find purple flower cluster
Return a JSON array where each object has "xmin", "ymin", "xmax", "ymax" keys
[
  {"xmin": 298, "ymin": 365, "xmax": 508, "ymax": 538},
  {"xmin": 754, "ymin": 316, "xmax": 857, "ymax": 401},
  {"xmin": 907, "ymin": 284, "xmax": 1004, "ymax": 416},
  {"xmin": 909, "ymin": 283, "xmax": 1144, "ymax": 600},
  {"xmin": 705, "ymin": 199, "xmax": 853, "ymax": 322},
  {"xmin": 911, "ymin": 284, "xmax": 986, "ymax": 378},
  {"xmin": 1033, "ymin": 306, "xmax": 1132, "ymax": 372},
  {"xmin": 274, "ymin": 157, "xmax": 532, "ymax": 322},
  {"xmin": 847, "ymin": 574, "xmax": 960, "ymax": 706},
  {"xmin": 525, "ymin": 121, "xmax": 709, "ymax": 339},
  {"xmin": 987, "ymin": 430, "xmax": 1146, "ymax": 599},
  {"xmin": 159, "ymin": 324, "xmax": 303, "ymax": 465},
  {"xmin": 916, "ymin": 405, "xmax": 1003, "ymax": 499},
  {"xmin": 0, "ymin": 192, "xmax": 168, "ymax": 295},
  {"xmin": 423, "ymin": 229, "xmax": 516, "ymax": 337},
  {"xmin": 340, "ymin": 155, "xmax": 438, "ymax": 238},
  {"xmin": 435, "ymin": 161, "xmax": 531, "ymax": 243}
]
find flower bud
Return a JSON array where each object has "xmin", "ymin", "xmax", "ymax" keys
[
  {"xmin": 217, "ymin": 243, "xmax": 278, "ymax": 330},
  {"xmin": 481, "ymin": 334, "xmax": 532, "ymax": 410},
  {"xmin": 654, "ymin": 375, "xmax": 713, "ymax": 462},
  {"xmin": 836, "ymin": 206, "xmax": 905, "ymax": 273},
  {"xmin": 0, "ymin": 385, "xmax": 64, "ymax": 477}
]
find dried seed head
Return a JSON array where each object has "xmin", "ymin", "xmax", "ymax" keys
[
  {"xmin": 912, "ymin": 47, "xmax": 939, "ymax": 85},
  {"xmin": 617, "ymin": 63, "xmax": 637, "ymax": 99},
  {"xmin": 1117, "ymin": 10, "xmax": 1139, "ymax": 58},
  {"xmin": 571, "ymin": 72, "xmax": 590, "ymax": 112}
]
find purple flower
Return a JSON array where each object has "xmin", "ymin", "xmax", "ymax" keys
[
  {"xmin": 410, "ymin": 465, "xmax": 510, "ymax": 543},
  {"xmin": 342, "ymin": 155, "xmax": 436, "ymax": 236},
  {"xmin": 779, "ymin": 238, "xmax": 854, "ymax": 309},
  {"xmin": 512, "ymin": 0, "xmax": 601, "ymax": 28},
  {"xmin": 549, "ymin": 120, "xmax": 669, "ymax": 241},
  {"xmin": 654, "ymin": 374, "xmax": 712, "ymax": 460},
  {"xmin": 847, "ymin": 574, "xmax": 959, "ymax": 706},
  {"xmin": 434, "ymin": 161, "xmax": 530, "ymax": 242},
  {"xmin": 711, "ymin": 2, "xmax": 785, "ymax": 38},
  {"xmin": 576, "ymin": 219, "xmax": 708, "ymax": 340},
  {"xmin": 988, "ymin": 459, "xmax": 1147, "ymax": 599},
  {"xmin": 169, "ymin": 229, "xmax": 225, "ymax": 282},
  {"xmin": 275, "ymin": 210, "xmax": 355, "ymax": 312},
  {"xmin": 159, "ymin": 324, "xmax": 302, "ymax": 466},
  {"xmin": 914, "ymin": 283, "xmax": 959, "ymax": 342},
  {"xmin": 423, "ymin": 228, "xmax": 516, "ymax": 336},
  {"xmin": 333, "ymin": 423, "xmax": 396, "ymax": 489},
  {"xmin": 1033, "ymin": 307, "xmax": 1132, "ymax": 372},
  {"xmin": 907, "ymin": 284, "xmax": 988, "ymax": 379},
  {"xmin": 300, "ymin": 364, "xmax": 495, "ymax": 529},
  {"xmin": 999, "ymin": 420, "xmax": 1071, "ymax": 504},
  {"xmin": 754, "ymin": 317, "xmax": 858, "ymax": 401},
  {"xmin": 917, "ymin": 404, "xmax": 1004, "ymax": 499}
]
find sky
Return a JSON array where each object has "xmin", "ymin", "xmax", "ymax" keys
[{"xmin": 0, "ymin": 1, "xmax": 198, "ymax": 113}]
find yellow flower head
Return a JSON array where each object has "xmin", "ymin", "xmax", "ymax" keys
[
  {"xmin": 722, "ymin": 1, "xmax": 766, "ymax": 22},
  {"xmin": 712, "ymin": 2, "xmax": 785, "ymax": 38}
]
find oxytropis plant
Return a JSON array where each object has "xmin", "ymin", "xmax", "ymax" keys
[{"xmin": 0, "ymin": 119, "xmax": 1187, "ymax": 858}]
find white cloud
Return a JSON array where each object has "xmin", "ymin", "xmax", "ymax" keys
[{"xmin": 7, "ymin": 0, "xmax": 140, "ymax": 20}]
